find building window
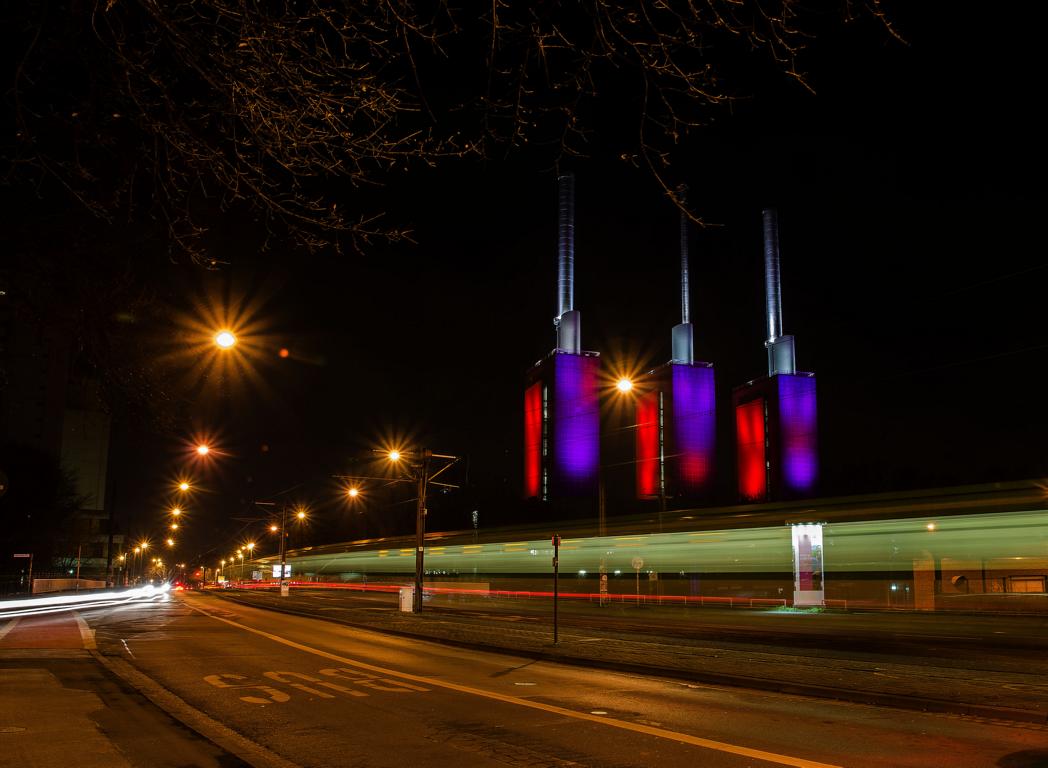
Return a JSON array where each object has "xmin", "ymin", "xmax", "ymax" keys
[{"xmin": 1008, "ymin": 576, "xmax": 1046, "ymax": 594}]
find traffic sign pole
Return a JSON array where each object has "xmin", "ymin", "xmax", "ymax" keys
[{"xmin": 552, "ymin": 535, "xmax": 560, "ymax": 644}]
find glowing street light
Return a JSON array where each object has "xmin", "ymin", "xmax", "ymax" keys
[
  {"xmin": 170, "ymin": 522, "xmax": 179, "ymax": 531},
  {"xmin": 166, "ymin": 538, "xmax": 175, "ymax": 547},
  {"xmin": 214, "ymin": 330, "xmax": 237, "ymax": 349},
  {"xmin": 616, "ymin": 377, "xmax": 634, "ymax": 393},
  {"xmin": 196, "ymin": 444, "xmax": 210, "ymax": 456},
  {"xmin": 384, "ymin": 448, "xmax": 460, "ymax": 613},
  {"xmin": 171, "ymin": 507, "xmax": 182, "ymax": 517},
  {"xmin": 269, "ymin": 505, "xmax": 308, "ymax": 596},
  {"xmin": 347, "ymin": 487, "xmax": 360, "ymax": 498},
  {"xmin": 178, "ymin": 482, "xmax": 191, "ymax": 492}
]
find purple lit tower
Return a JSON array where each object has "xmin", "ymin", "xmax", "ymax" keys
[
  {"xmin": 636, "ymin": 193, "xmax": 716, "ymax": 502},
  {"xmin": 524, "ymin": 174, "xmax": 601, "ymax": 500},
  {"xmin": 732, "ymin": 209, "xmax": 818, "ymax": 502}
]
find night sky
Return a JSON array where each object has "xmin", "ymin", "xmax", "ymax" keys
[{"xmin": 41, "ymin": 3, "xmax": 1048, "ymax": 562}]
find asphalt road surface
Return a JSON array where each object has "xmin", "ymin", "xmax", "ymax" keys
[{"xmin": 59, "ymin": 591, "xmax": 1048, "ymax": 768}]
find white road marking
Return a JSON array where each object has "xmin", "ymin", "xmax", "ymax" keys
[
  {"xmin": 0, "ymin": 618, "xmax": 21, "ymax": 640},
  {"xmin": 186, "ymin": 599, "xmax": 842, "ymax": 768},
  {"xmin": 73, "ymin": 612, "xmax": 96, "ymax": 649}
]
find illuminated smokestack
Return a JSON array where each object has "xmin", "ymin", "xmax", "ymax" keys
[
  {"xmin": 556, "ymin": 173, "xmax": 581, "ymax": 353},
  {"xmin": 763, "ymin": 208, "xmax": 795, "ymax": 375},
  {"xmin": 671, "ymin": 187, "xmax": 694, "ymax": 364},
  {"xmin": 733, "ymin": 207, "xmax": 816, "ymax": 503}
]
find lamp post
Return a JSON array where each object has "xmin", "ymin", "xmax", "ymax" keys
[
  {"xmin": 138, "ymin": 542, "xmax": 149, "ymax": 583},
  {"xmin": 245, "ymin": 542, "xmax": 255, "ymax": 582},
  {"xmin": 387, "ymin": 449, "xmax": 460, "ymax": 613},
  {"xmin": 273, "ymin": 505, "xmax": 306, "ymax": 597}
]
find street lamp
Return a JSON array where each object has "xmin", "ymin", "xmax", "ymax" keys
[
  {"xmin": 271, "ymin": 505, "xmax": 306, "ymax": 596},
  {"xmin": 245, "ymin": 542, "xmax": 255, "ymax": 580},
  {"xmin": 196, "ymin": 444, "xmax": 210, "ymax": 456},
  {"xmin": 138, "ymin": 541, "xmax": 150, "ymax": 582},
  {"xmin": 214, "ymin": 330, "xmax": 237, "ymax": 349},
  {"xmin": 383, "ymin": 449, "xmax": 460, "ymax": 613},
  {"xmin": 616, "ymin": 376, "xmax": 634, "ymax": 393}
]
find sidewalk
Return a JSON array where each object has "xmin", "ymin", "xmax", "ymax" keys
[
  {"xmin": 212, "ymin": 589, "xmax": 1048, "ymax": 725},
  {"xmin": 0, "ymin": 613, "xmax": 250, "ymax": 768}
]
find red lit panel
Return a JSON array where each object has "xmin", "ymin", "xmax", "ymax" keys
[
  {"xmin": 636, "ymin": 390, "xmax": 660, "ymax": 497},
  {"xmin": 523, "ymin": 382, "xmax": 543, "ymax": 498},
  {"xmin": 736, "ymin": 398, "xmax": 766, "ymax": 502}
]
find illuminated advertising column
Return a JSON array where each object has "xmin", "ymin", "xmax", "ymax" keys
[{"xmin": 791, "ymin": 523, "xmax": 824, "ymax": 607}]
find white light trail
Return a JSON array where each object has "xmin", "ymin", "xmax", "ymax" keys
[{"xmin": 0, "ymin": 584, "xmax": 171, "ymax": 618}]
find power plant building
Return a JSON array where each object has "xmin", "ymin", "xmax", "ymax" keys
[
  {"xmin": 524, "ymin": 174, "xmax": 601, "ymax": 500},
  {"xmin": 733, "ymin": 209, "xmax": 818, "ymax": 502}
]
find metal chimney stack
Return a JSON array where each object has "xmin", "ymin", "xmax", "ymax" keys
[
  {"xmin": 671, "ymin": 188, "xmax": 694, "ymax": 364},
  {"xmin": 762, "ymin": 208, "xmax": 795, "ymax": 375},
  {"xmin": 556, "ymin": 173, "xmax": 581, "ymax": 353}
]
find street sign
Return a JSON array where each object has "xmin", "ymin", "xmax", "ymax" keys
[
  {"xmin": 552, "ymin": 533, "xmax": 561, "ymax": 644},
  {"xmin": 632, "ymin": 557, "xmax": 644, "ymax": 605}
]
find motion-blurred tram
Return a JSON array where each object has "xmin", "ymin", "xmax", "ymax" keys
[{"xmin": 260, "ymin": 480, "xmax": 1048, "ymax": 613}]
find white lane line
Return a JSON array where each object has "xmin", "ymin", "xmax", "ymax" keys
[
  {"xmin": 73, "ymin": 612, "xmax": 97, "ymax": 649},
  {"xmin": 0, "ymin": 618, "xmax": 21, "ymax": 640},
  {"xmin": 187, "ymin": 600, "xmax": 840, "ymax": 768}
]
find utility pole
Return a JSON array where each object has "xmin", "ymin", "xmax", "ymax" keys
[
  {"xmin": 347, "ymin": 448, "xmax": 460, "ymax": 614},
  {"xmin": 552, "ymin": 534, "xmax": 561, "ymax": 644},
  {"xmin": 413, "ymin": 450, "xmax": 431, "ymax": 613},
  {"xmin": 279, "ymin": 503, "xmax": 289, "ymax": 597}
]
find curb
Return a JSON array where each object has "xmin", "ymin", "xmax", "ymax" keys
[{"xmin": 209, "ymin": 592, "xmax": 1048, "ymax": 726}]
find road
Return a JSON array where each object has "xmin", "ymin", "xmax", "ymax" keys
[{"xmin": 4, "ymin": 591, "xmax": 1032, "ymax": 767}]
